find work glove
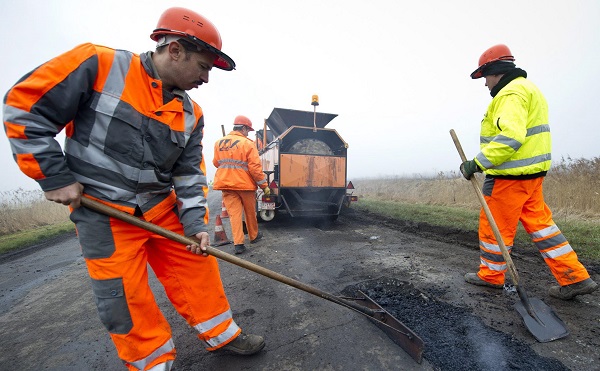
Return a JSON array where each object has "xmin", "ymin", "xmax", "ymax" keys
[
  {"xmin": 263, "ymin": 187, "xmax": 271, "ymax": 196},
  {"xmin": 459, "ymin": 160, "xmax": 481, "ymax": 180}
]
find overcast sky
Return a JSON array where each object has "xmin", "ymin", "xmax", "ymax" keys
[{"xmin": 2, "ymin": 0, "xmax": 599, "ymax": 192}]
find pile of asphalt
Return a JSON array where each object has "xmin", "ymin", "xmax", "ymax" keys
[{"xmin": 342, "ymin": 277, "xmax": 568, "ymax": 371}]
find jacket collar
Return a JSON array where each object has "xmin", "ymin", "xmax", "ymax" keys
[
  {"xmin": 490, "ymin": 68, "xmax": 528, "ymax": 97},
  {"xmin": 141, "ymin": 51, "xmax": 191, "ymax": 112}
]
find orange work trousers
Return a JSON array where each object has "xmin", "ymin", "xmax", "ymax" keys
[
  {"xmin": 70, "ymin": 205, "xmax": 241, "ymax": 370},
  {"xmin": 222, "ymin": 190, "xmax": 259, "ymax": 245},
  {"xmin": 477, "ymin": 177, "xmax": 590, "ymax": 286}
]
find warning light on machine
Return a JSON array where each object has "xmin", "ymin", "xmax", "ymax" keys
[{"xmin": 311, "ymin": 95, "xmax": 319, "ymax": 106}]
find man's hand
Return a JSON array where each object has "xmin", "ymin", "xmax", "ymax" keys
[
  {"xmin": 186, "ymin": 231, "xmax": 210, "ymax": 256},
  {"xmin": 44, "ymin": 182, "xmax": 84, "ymax": 208},
  {"xmin": 459, "ymin": 160, "xmax": 481, "ymax": 180},
  {"xmin": 263, "ymin": 187, "xmax": 271, "ymax": 196}
]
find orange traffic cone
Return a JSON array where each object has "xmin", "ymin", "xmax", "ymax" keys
[
  {"xmin": 212, "ymin": 215, "xmax": 232, "ymax": 246},
  {"xmin": 220, "ymin": 200, "xmax": 229, "ymax": 219}
]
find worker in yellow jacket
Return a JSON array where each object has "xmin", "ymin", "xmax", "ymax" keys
[
  {"xmin": 3, "ymin": 7, "xmax": 265, "ymax": 369},
  {"xmin": 213, "ymin": 115, "xmax": 270, "ymax": 254},
  {"xmin": 461, "ymin": 44, "xmax": 597, "ymax": 300}
]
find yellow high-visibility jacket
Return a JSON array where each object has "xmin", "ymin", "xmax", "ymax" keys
[
  {"xmin": 475, "ymin": 76, "xmax": 552, "ymax": 178},
  {"xmin": 213, "ymin": 131, "xmax": 267, "ymax": 191}
]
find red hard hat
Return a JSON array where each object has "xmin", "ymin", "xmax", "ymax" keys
[
  {"xmin": 150, "ymin": 7, "xmax": 235, "ymax": 71},
  {"xmin": 234, "ymin": 115, "xmax": 254, "ymax": 131},
  {"xmin": 470, "ymin": 44, "xmax": 515, "ymax": 79}
]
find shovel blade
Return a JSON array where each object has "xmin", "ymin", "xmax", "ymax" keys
[
  {"xmin": 348, "ymin": 291, "xmax": 425, "ymax": 364},
  {"xmin": 514, "ymin": 297, "xmax": 569, "ymax": 342}
]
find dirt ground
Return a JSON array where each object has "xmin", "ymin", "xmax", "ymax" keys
[{"xmin": 1, "ymin": 195, "xmax": 598, "ymax": 370}]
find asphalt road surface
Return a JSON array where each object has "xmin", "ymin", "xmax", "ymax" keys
[{"xmin": 1, "ymin": 191, "xmax": 598, "ymax": 370}]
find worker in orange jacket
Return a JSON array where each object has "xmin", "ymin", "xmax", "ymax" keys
[
  {"xmin": 461, "ymin": 44, "xmax": 597, "ymax": 300},
  {"xmin": 3, "ymin": 7, "xmax": 264, "ymax": 370},
  {"xmin": 213, "ymin": 115, "xmax": 270, "ymax": 254}
]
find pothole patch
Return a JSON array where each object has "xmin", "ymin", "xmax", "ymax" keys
[{"xmin": 342, "ymin": 277, "xmax": 568, "ymax": 371}]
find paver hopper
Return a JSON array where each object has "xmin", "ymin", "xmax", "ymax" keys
[{"xmin": 256, "ymin": 107, "xmax": 356, "ymax": 222}]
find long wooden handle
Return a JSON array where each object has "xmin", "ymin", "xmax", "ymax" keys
[
  {"xmin": 449, "ymin": 129, "xmax": 520, "ymax": 285},
  {"xmin": 79, "ymin": 197, "xmax": 376, "ymax": 316}
]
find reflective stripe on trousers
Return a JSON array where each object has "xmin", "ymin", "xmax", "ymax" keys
[
  {"xmin": 477, "ymin": 177, "xmax": 590, "ymax": 286},
  {"xmin": 71, "ymin": 206, "xmax": 240, "ymax": 369}
]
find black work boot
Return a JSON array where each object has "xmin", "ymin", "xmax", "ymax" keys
[
  {"xmin": 464, "ymin": 273, "xmax": 503, "ymax": 289},
  {"xmin": 222, "ymin": 333, "xmax": 265, "ymax": 355},
  {"xmin": 549, "ymin": 278, "xmax": 598, "ymax": 300},
  {"xmin": 250, "ymin": 231, "xmax": 263, "ymax": 244},
  {"xmin": 234, "ymin": 244, "xmax": 246, "ymax": 254}
]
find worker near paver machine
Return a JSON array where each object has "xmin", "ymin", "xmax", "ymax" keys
[
  {"xmin": 213, "ymin": 115, "xmax": 270, "ymax": 254},
  {"xmin": 3, "ymin": 7, "xmax": 265, "ymax": 370},
  {"xmin": 460, "ymin": 44, "xmax": 597, "ymax": 300}
]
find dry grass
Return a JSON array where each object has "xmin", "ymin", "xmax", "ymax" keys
[
  {"xmin": 0, "ymin": 188, "xmax": 70, "ymax": 236},
  {"xmin": 351, "ymin": 157, "xmax": 600, "ymax": 261},
  {"xmin": 543, "ymin": 156, "xmax": 600, "ymax": 219},
  {"xmin": 1, "ymin": 157, "xmax": 598, "ymax": 234},
  {"xmin": 353, "ymin": 156, "xmax": 600, "ymax": 222}
]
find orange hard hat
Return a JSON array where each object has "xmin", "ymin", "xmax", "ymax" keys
[
  {"xmin": 150, "ymin": 7, "xmax": 235, "ymax": 71},
  {"xmin": 470, "ymin": 44, "xmax": 515, "ymax": 79},
  {"xmin": 234, "ymin": 115, "xmax": 254, "ymax": 131}
]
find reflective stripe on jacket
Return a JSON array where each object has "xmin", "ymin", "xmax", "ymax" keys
[
  {"xmin": 212, "ymin": 131, "xmax": 267, "ymax": 191},
  {"xmin": 3, "ymin": 43, "xmax": 209, "ymax": 235},
  {"xmin": 475, "ymin": 77, "xmax": 552, "ymax": 177}
]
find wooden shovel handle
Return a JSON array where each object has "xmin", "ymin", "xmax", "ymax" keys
[
  {"xmin": 79, "ymin": 197, "xmax": 377, "ymax": 316},
  {"xmin": 449, "ymin": 129, "xmax": 520, "ymax": 285}
]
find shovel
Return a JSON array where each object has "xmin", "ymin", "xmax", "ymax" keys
[
  {"xmin": 449, "ymin": 129, "xmax": 569, "ymax": 342},
  {"xmin": 79, "ymin": 197, "xmax": 425, "ymax": 363}
]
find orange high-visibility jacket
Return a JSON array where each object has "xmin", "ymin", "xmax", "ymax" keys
[
  {"xmin": 213, "ymin": 131, "xmax": 267, "ymax": 191},
  {"xmin": 3, "ymin": 43, "xmax": 209, "ymax": 235}
]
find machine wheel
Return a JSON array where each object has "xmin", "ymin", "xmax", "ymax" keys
[{"xmin": 259, "ymin": 209, "xmax": 275, "ymax": 222}]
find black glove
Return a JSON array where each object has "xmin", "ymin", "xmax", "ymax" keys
[{"xmin": 460, "ymin": 160, "xmax": 481, "ymax": 180}]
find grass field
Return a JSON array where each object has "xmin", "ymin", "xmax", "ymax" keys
[
  {"xmin": 351, "ymin": 156, "xmax": 600, "ymax": 262},
  {"xmin": 1, "ymin": 156, "xmax": 598, "ymax": 261},
  {"xmin": 0, "ymin": 188, "xmax": 73, "ymax": 254}
]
